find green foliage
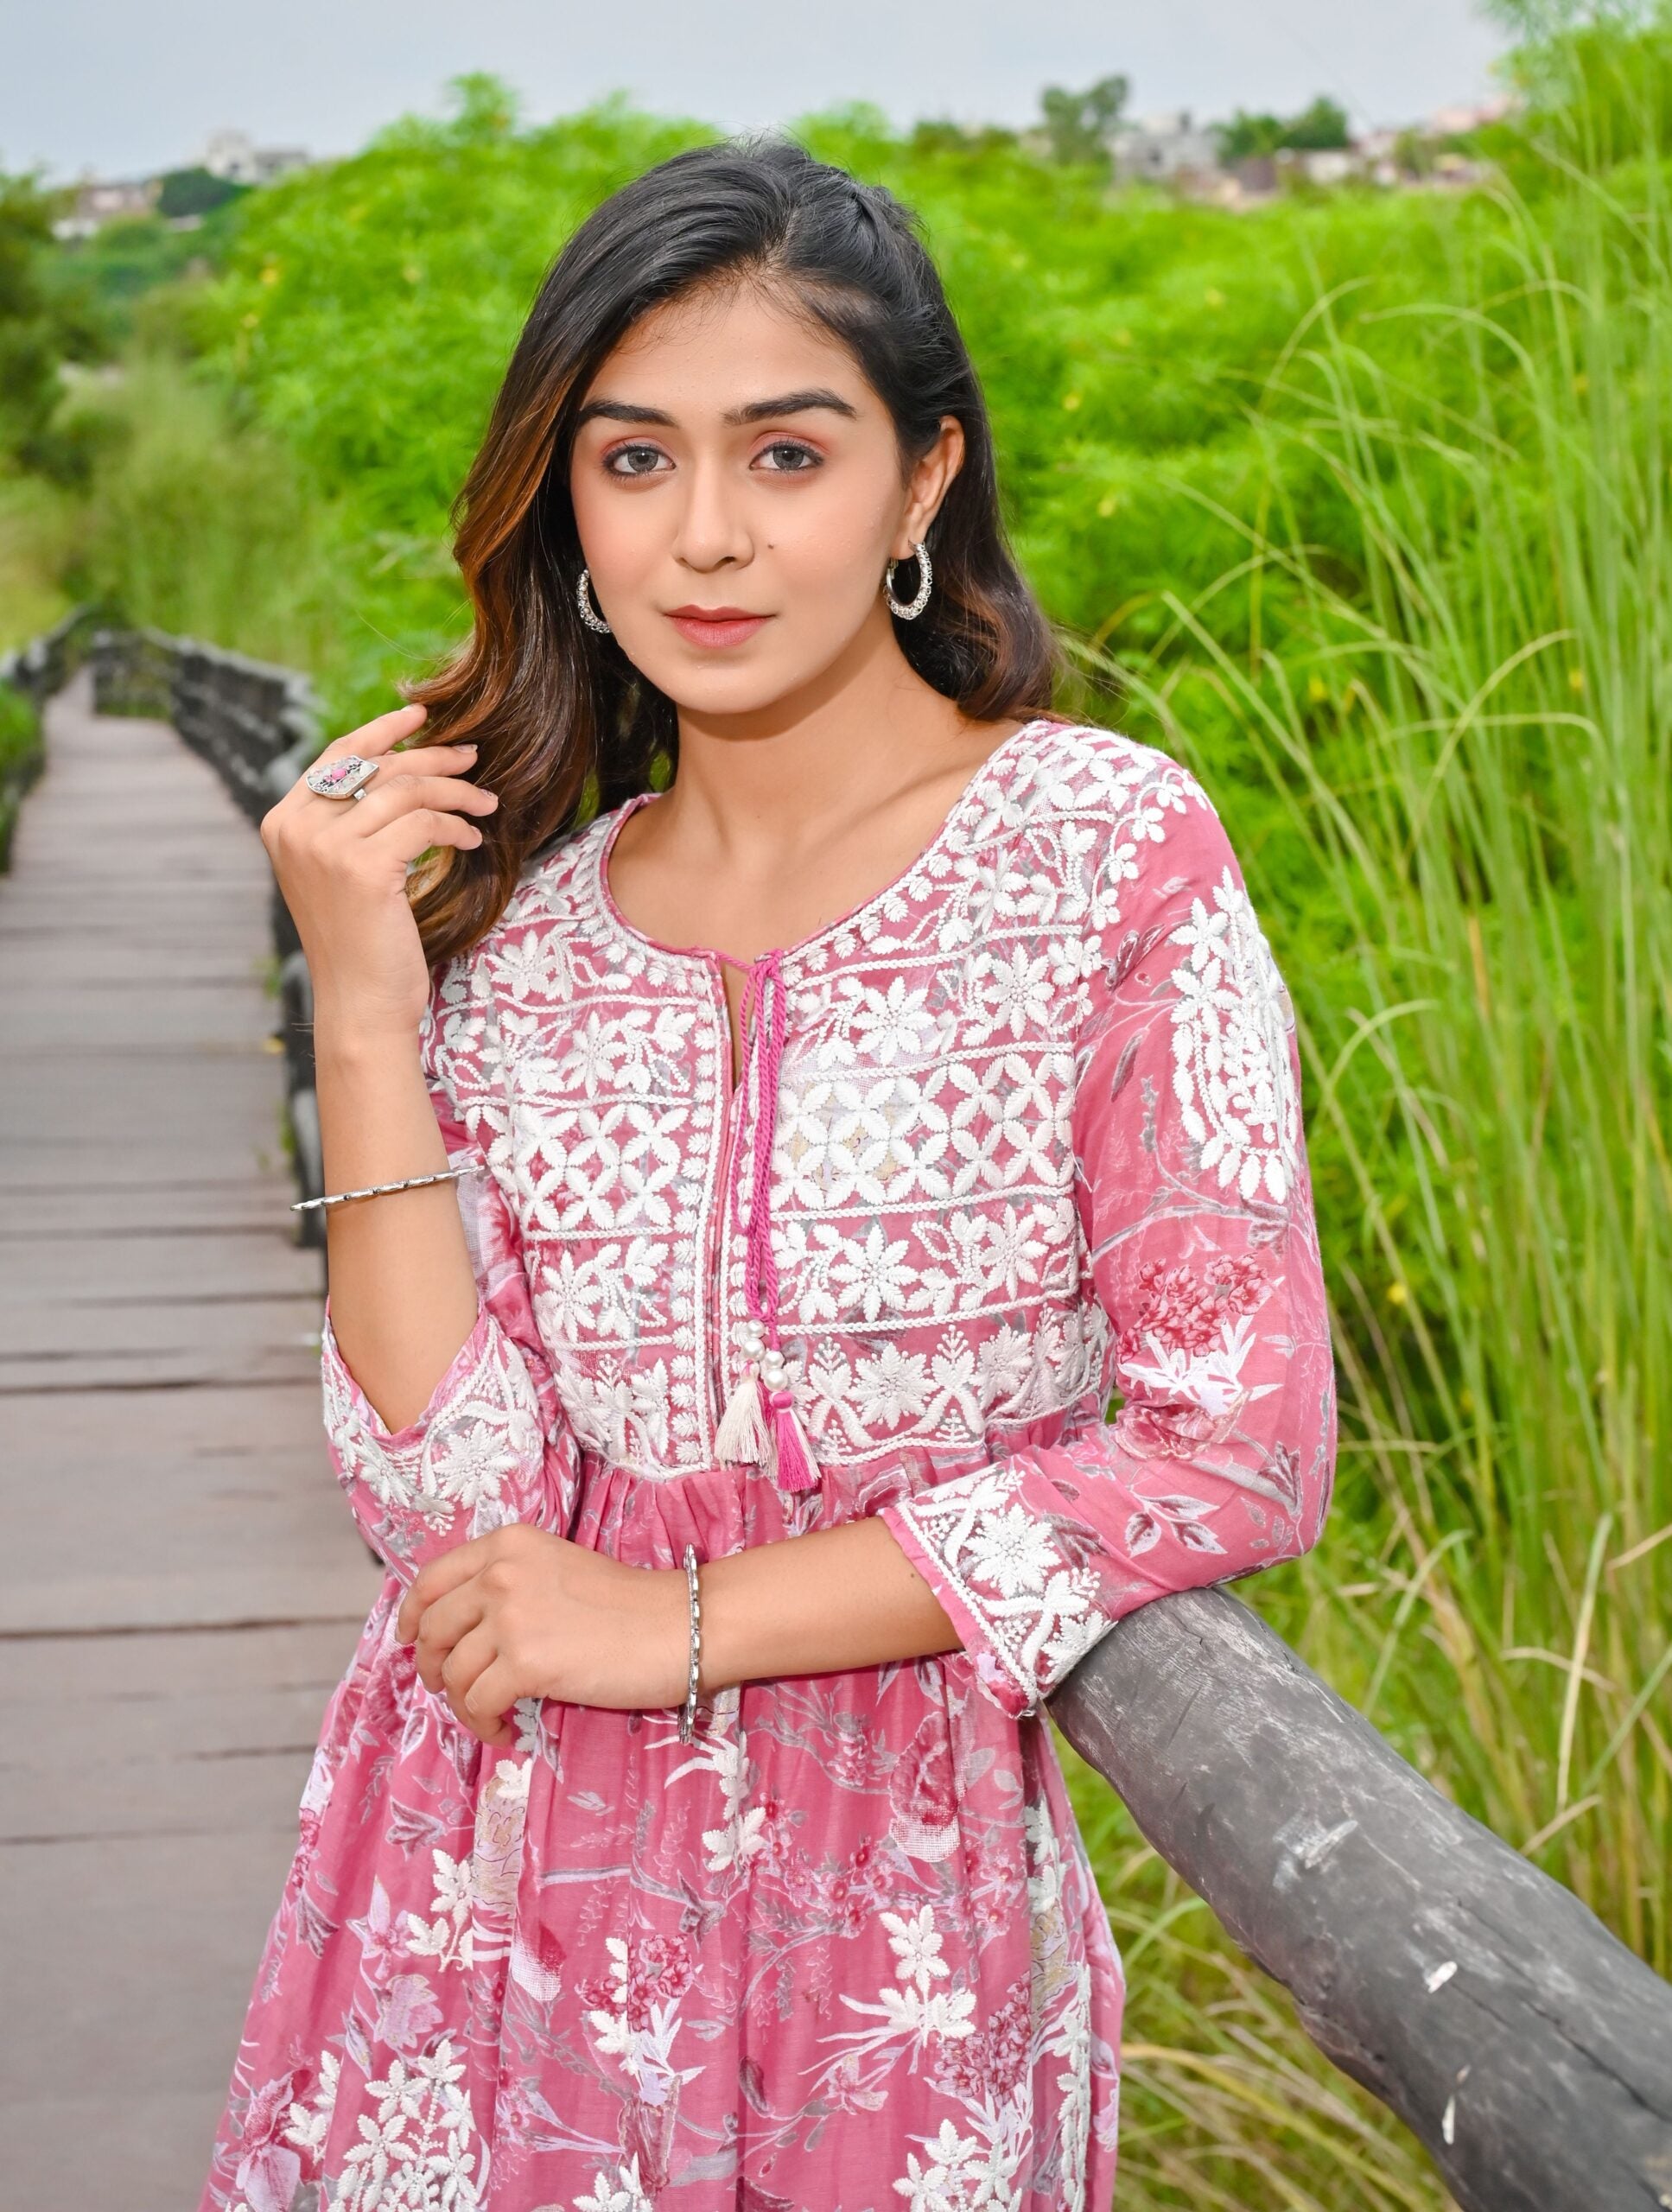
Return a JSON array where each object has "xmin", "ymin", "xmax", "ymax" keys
[
  {"xmin": 0, "ymin": 677, "xmax": 43, "ymax": 871},
  {"xmin": 1038, "ymin": 73, "xmax": 1129, "ymax": 166},
  {"xmin": 156, "ymin": 166, "xmax": 248, "ymax": 220},
  {"xmin": 0, "ymin": 472, "xmax": 79, "ymax": 647},
  {"xmin": 1495, "ymin": 5, "xmax": 1672, "ymax": 175},
  {"xmin": 0, "ymin": 677, "xmax": 39, "ymax": 770},
  {"xmin": 0, "ymin": 166, "xmax": 78, "ymax": 465},
  {"xmin": 67, "ymin": 353, "xmax": 348, "ymax": 671},
  {"xmin": 1218, "ymin": 93, "xmax": 1352, "ymax": 160},
  {"xmin": 1283, "ymin": 94, "xmax": 1352, "ymax": 149}
]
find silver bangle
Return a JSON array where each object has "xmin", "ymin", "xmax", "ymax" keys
[
  {"xmin": 678, "ymin": 1541, "xmax": 703, "ymax": 1745},
  {"xmin": 290, "ymin": 1162, "xmax": 483, "ymax": 1214}
]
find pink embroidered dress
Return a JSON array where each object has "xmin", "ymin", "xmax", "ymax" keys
[{"xmin": 200, "ymin": 714, "xmax": 1337, "ymax": 2212}]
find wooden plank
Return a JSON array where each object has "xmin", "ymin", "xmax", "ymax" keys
[{"xmin": 0, "ymin": 671, "xmax": 377, "ymax": 2211}]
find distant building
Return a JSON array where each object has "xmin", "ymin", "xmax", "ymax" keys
[
  {"xmin": 49, "ymin": 131, "xmax": 314, "ymax": 241},
  {"xmin": 1225, "ymin": 156, "xmax": 1278, "ymax": 201},
  {"xmin": 52, "ymin": 175, "xmax": 161, "ymax": 240},
  {"xmin": 1109, "ymin": 111, "xmax": 1224, "ymax": 187},
  {"xmin": 200, "ymin": 129, "xmax": 311, "ymax": 186},
  {"xmin": 1294, "ymin": 147, "xmax": 1357, "ymax": 187},
  {"xmin": 1430, "ymin": 96, "xmax": 1515, "ymax": 137}
]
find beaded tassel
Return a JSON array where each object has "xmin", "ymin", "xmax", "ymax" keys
[
  {"xmin": 763, "ymin": 1377, "xmax": 819, "ymax": 1492},
  {"xmin": 715, "ymin": 1319, "xmax": 768, "ymax": 1465}
]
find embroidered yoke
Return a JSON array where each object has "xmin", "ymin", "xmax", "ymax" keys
[{"xmin": 200, "ymin": 714, "xmax": 1337, "ymax": 2212}]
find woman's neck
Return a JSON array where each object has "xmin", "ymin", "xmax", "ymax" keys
[{"xmin": 607, "ymin": 657, "xmax": 1032, "ymax": 965}]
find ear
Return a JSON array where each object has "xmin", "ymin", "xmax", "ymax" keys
[{"xmin": 895, "ymin": 416, "xmax": 966, "ymax": 555}]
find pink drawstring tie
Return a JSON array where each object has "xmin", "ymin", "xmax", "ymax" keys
[{"xmin": 711, "ymin": 947, "xmax": 820, "ymax": 1493}]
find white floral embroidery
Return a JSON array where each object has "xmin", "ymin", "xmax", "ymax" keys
[
  {"xmin": 582, "ymin": 1936, "xmax": 703, "ymax": 2109},
  {"xmin": 573, "ymin": 2156, "xmax": 654, "ymax": 2212},
  {"xmin": 334, "ymin": 2038, "xmax": 484, "ymax": 2210},
  {"xmin": 404, "ymin": 1847, "xmax": 474, "ymax": 1973},
  {"xmin": 1167, "ymin": 864, "xmax": 1300, "ymax": 1205},
  {"xmin": 321, "ymin": 1308, "xmax": 544, "ymax": 1534},
  {"xmin": 893, "ymin": 2116, "xmax": 1024, "ymax": 2211},
  {"xmin": 283, "ymin": 2047, "xmax": 340, "ymax": 2155},
  {"xmin": 882, "ymin": 1904, "xmax": 951, "ymax": 1993},
  {"xmin": 888, "ymin": 1468, "xmax": 1109, "ymax": 1712},
  {"xmin": 325, "ymin": 720, "xmax": 1221, "ymax": 1483},
  {"xmin": 830, "ymin": 1901, "xmax": 978, "ymax": 2059}
]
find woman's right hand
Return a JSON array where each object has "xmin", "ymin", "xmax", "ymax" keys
[{"xmin": 260, "ymin": 702, "xmax": 499, "ymax": 1046}]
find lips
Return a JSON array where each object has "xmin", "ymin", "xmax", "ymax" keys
[{"xmin": 664, "ymin": 606, "xmax": 771, "ymax": 649}]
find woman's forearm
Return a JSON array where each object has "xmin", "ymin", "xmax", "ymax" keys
[
  {"xmin": 695, "ymin": 1516, "xmax": 963, "ymax": 1694},
  {"xmin": 313, "ymin": 1005, "xmax": 483, "ymax": 1433}
]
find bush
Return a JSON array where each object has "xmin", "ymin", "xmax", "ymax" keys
[{"xmin": 0, "ymin": 678, "xmax": 42, "ymax": 871}]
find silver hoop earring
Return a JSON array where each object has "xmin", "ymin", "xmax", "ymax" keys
[
  {"xmin": 575, "ymin": 566, "xmax": 612, "ymax": 636},
  {"xmin": 884, "ymin": 539, "xmax": 932, "ymax": 621}
]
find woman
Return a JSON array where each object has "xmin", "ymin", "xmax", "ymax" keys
[{"xmin": 201, "ymin": 136, "xmax": 1336, "ymax": 2210}]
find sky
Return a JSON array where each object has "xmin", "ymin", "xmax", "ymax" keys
[{"xmin": 2, "ymin": 0, "xmax": 1514, "ymax": 186}]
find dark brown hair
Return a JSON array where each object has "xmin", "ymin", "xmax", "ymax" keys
[{"xmin": 404, "ymin": 131, "xmax": 1062, "ymax": 969}]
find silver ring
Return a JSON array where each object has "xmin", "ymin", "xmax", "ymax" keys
[{"xmin": 304, "ymin": 753, "xmax": 380, "ymax": 801}]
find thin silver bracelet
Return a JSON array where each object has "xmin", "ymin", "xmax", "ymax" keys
[
  {"xmin": 678, "ymin": 1541, "xmax": 703, "ymax": 1745},
  {"xmin": 290, "ymin": 1162, "xmax": 483, "ymax": 1214}
]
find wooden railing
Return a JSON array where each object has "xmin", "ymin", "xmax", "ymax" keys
[
  {"xmin": 6, "ymin": 613, "xmax": 1672, "ymax": 2211},
  {"xmin": 1048, "ymin": 1587, "xmax": 1672, "ymax": 2212}
]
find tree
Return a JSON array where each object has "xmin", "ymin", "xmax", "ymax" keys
[
  {"xmin": 1217, "ymin": 94, "xmax": 1351, "ymax": 162},
  {"xmin": 1282, "ymin": 96, "xmax": 1351, "ymax": 150},
  {"xmin": 1039, "ymin": 75, "xmax": 1130, "ymax": 166},
  {"xmin": 156, "ymin": 167, "xmax": 247, "ymax": 221},
  {"xmin": 1217, "ymin": 109, "xmax": 1286, "ymax": 162},
  {"xmin": 443, "ymin": 72, "xmax": 521, "ymax": 144},
  {"xmin": 0, "ymin": 166, "xmax": 69, "ymax": 464}
]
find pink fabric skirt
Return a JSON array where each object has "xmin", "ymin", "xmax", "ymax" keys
[{"xmin": 197, "ymin": 1459, "xmax": 1125, "ymax": 2209}]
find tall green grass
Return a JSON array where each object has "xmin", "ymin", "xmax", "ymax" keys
[
  {"xmin": 64, "ymin": 354, "xmax": 349, "ymax": 671},
  {"xmin": 1046, "ymin": 51, "xmax": 1672, "ymax": 2205},
  {"xmin": 0, "ymin": 469, "xmax": 79, "ymax": 652},
  {"xmin": 1091, "ymin": 124, "xmax": 1672, "ymax": 1964}
]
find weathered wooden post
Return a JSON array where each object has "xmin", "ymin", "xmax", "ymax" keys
[{"xmin": 1049, "ymin": 1586, "xmax": 1672, "ymax": 2212}]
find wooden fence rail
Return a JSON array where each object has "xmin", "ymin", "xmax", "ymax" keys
[
  {"xmin": 5, "ymin": 611, "xmax": 1671, "ymax": 2211},
  {"xmin": 1049, "ymin": 1587, "xmax": 1672, "ymax": 2212}
]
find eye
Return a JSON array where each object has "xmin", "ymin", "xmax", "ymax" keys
[
  {"xmin": 603, "ymin": 442, "xmax": 671, "ymax": 478},
  {"xmin": 755, "ymin": 439, "xmax": 822, "ymax": 473}
]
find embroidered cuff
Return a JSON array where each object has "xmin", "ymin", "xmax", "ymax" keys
[
  {"xmin": 319, "ymin": 1298, "xmax": 546, "ymax": 1568},
  {"xmin": 879, "ymin": 1466, "xmax": 1114, "ymax": 1723}
]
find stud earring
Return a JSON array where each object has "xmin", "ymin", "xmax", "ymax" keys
[
  {"xmin": 575, "ymin": 566, "xmax": 612, "ymax": 635},
  {"xmin": 884, "ymin": 539, "xmax": 932, "ymax": 620}
]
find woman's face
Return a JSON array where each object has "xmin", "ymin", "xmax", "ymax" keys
[{"xmin": 567, "ymin": 280, "xmax": 963, "ymax": 719}]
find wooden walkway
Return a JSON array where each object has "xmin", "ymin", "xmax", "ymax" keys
[{"xmin": 0, "ymin": 671, "xmax": 382, "ymax": 2207}]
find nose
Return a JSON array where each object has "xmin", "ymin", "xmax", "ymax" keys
[{"xmin": 672, "ymin": 452, "xmax": 754, "ymax": 573}]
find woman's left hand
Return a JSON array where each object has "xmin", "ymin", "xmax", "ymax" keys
[{"xmin": 393, "ymin": 1524, "xmax": 690, "ymax": 1748}]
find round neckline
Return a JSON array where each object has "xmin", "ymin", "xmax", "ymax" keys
[{"xmin": 592, "ymin": 712, "xmax": 1065, "ymax": 972}]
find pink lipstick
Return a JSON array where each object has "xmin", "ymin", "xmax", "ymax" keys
[{"xmin": 664, "ymin": 605, "xmax": 771, "ymax": 649}]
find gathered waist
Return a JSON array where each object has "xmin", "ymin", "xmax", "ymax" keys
[
  {"xmin": 561, "ymin": 1402, "xmax": 1088, "ymax": 1565},
  {"xmin": 563, "ymin": 1448, "xmax": 906, "ymax": 1566}
]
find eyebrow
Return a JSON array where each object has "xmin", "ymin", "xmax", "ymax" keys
[{"xmin": 572, "ymin": 386, "xmax": 860, "ymax": 432}]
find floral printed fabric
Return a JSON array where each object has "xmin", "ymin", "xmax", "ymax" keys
[{"xmin": 199, "ymin": 715, "xmax": 1336, "ymax": 2210}]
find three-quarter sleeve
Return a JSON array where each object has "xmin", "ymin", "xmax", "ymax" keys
[
  {"xmin": 878, "ymin": 772, "xmax": 1338, "ymax": 1719},
  {"xmin": 318, "ymin": 943, "xmax": 580, "ymax": 1587}
]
